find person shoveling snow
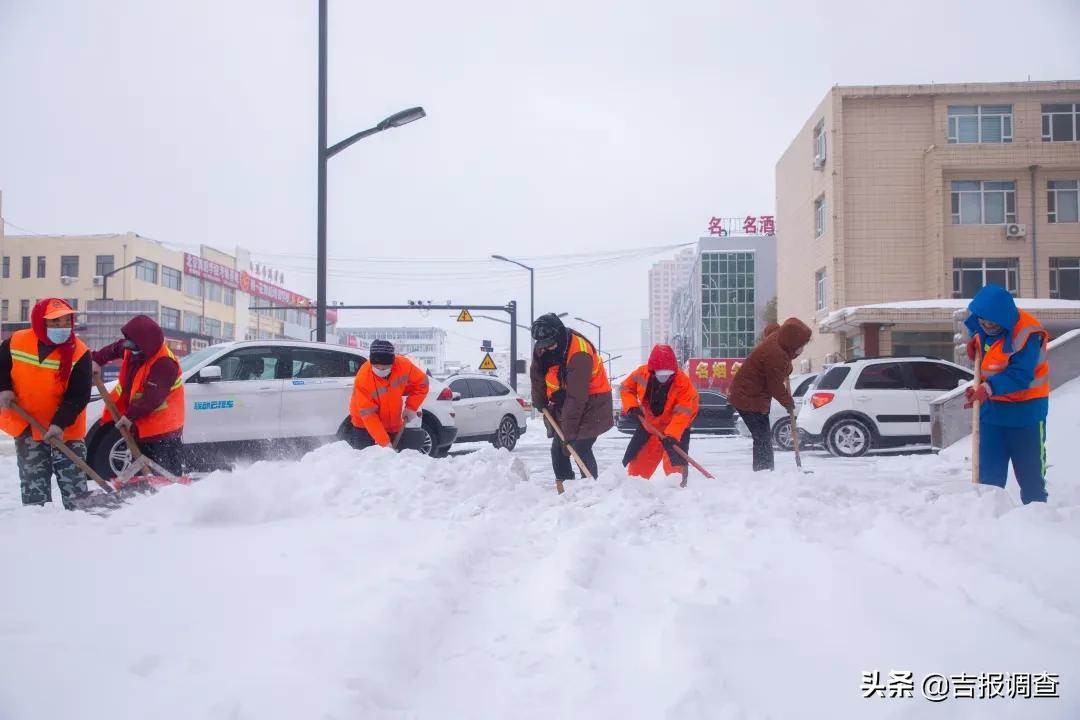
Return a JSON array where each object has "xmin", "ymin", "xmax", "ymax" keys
[{"xmin": 348, "ymin": 339, "xmax": 430, "ymax": 451}]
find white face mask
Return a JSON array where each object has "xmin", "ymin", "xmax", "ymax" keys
[
  {"xmin": 372, "ymin": 366, "xmax": 392, "ymax": 378},
  {"xmin": 46, "ymin": 327, "xmax": 72, "ymax": 345},
  {"xmin": 655, "ymin": 370, "xmax": 675, "ymax": 383}
]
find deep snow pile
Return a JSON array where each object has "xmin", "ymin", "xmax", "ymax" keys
[{"xmin": 1, "ymin": 398, "xmax": 1079, "ymax": 718}]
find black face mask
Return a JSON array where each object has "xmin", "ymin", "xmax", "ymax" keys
[{"xmin": 123, "ymin": 339, "xmax": 142, "ymax": 356}]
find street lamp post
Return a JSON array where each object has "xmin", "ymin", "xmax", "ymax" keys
[
  {"xmin": 316, "ymin": 0, "xmax": 426, "ymax": 343},
  {"xmin": 574, "ymin": 316, "xmax": 602, "ymax": 357},
  {"xmin": 100, "ymin": 260, "xmax": 144, "ymax": 301},
  {"xmin": 491, "ymin": 255, "xmax": 535, "ymax": 328}
]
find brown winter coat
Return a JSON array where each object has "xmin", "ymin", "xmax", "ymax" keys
[
  {"xmin": 727, "ymin": 318, "xmax": 813, "ymax": 413},
  {"xmin": 530, "ymin": 340, "xmax": 614, "ymax": 441}
]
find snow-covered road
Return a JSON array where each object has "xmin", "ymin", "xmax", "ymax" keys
[{"xmin": 1, "ymin": 393, "xmax": 1079, "ymax": 719}]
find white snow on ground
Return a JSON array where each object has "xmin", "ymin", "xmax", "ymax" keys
[{"xmin": 1, "ymin": 390, "xmax": 1079, "ymax": 719}]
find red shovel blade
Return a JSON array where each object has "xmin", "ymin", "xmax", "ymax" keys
[{"xmin": 112, "ymin": 474, "xmax": 192, "ymax": 491}]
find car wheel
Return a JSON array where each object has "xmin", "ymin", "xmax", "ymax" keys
[
  {"xmin": 826, "ymin": 417, "xmax": 872, "ymax": 458},
  {"xmin": 492, "ymin": 415, "xmax": 519, "ymax": 451},
  {"xmin": 91, "ymin": 425, "xmax": 131, "ymax": 479},
  {"xmin": 416, "ymin": 419, "xmax": 437, "ymax": 457},
  {"xmin": 772, "ymin": 417, "xmax": 794, "ymax": 451}
]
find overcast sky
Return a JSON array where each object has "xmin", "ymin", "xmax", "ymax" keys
[{"xmin": 1, "ymin": 0, "xmax": 1078, "ymax": 379}]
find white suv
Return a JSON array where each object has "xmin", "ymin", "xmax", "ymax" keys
[
  {"xmin": 797, "ymin": 357, "xmax": 973, "ymax": 458},
  {"xmin": 84, "ymin": 340, "xmax": 459, "ymax": 478},
  {"xmin": 443, "ymin": 373, "xmax": 529, "ymax": 450}
]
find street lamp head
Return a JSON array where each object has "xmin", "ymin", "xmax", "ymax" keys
[
  {"xmin": 491, "ymin": 254, "xmax": 508, "ymax": 261},
  {"xmin": 378, "ymin": 106, "xmax": 426, "ymax": 131}
]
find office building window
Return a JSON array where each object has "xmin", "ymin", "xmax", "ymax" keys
[
  {"xmin": 96, "ymin": 255, "xmax": 115, "ymax": 277},
  {"xmin": 60, "ymin": 255, "xmax": 79, "ymax": 277},
  {"xmin": 204, "ymin": 318, "xmax": 222, "ymax": 340},
  {"xmin": 21, "ymin": 256, "xmax": 30, "ymax": 278},
  {"xmin": 1048, "ymin": 180, "xmax": 1079, "ymax": 223},
  {"xmin": 2, "ymin": 256, "xmax": 8, "ymax": 279},
  {"xmin": 223, "ymin": 322, "xmax": 235, "ymax": 340},
  {"xmin": 815, "ymin": 268, "xmax": 827, "ymax": 311},
  {"xmin": 223, "ymin": 286, "xmax": 235, "ymax": 306},
  {"xmin": 951, "ymin": 180, "xmax": 1016, "ymax": 225},
  {"xmin": 20, "ymin": 300, "xmax": 30, "ymax": 322},
  {"xmin": 891, "ymin": 331, "xmax": 955, "ymax": 360},
  {"xmin": 160, "ymin": 306, "xmax": 181, "ymax": 330},
  {"xmin": 952, "ymin": 258, "xmax": 1018, "ymax": 298},
  {"xmin": 947, "ymin": 105, "xmax": 1012, "ymax": 144},
  {"xmin": 1042, "ymin": 104, "xmax": 1079, "ymax": 142},
  {"xmin": 1, "ymin": 299, "xmax": 7, "ymax": 322},
  {"xmin": 813, "ymin": 120, "xmax": 826, "ymax": 166},
  {"xmin": 36, "ymin": 256, "xmax": 46, "ymax": 278},
  {"xmin": 184, "ymin": 274, "xmax": 202, "ymax": 297},
  {"xmin": 700, "ymin": 251, "xmax": 756, "ymax": 357},
  {"xmin": 134, "ymin": 258, "xmax": 157, "ymax": 284},
  {"xmin": 206, "ymin": 281, "xmax": 223, "ymax": 303},
  {"xmin": 1050, "ymin": 257, "xmax": 1080, "ymax": 300},
  {"xmin": 161, "ymin": 266, "xmax": 182, "ymax": 290},
  {"xmin": 814, "ymin": 195, "xmax": 826, "ymax": 237},
  {"xmin": 184, "ymin": 312, "xmax": 203, "ymax": 334}
]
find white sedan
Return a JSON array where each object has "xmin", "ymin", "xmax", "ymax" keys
[
  {"xmin": 443, "ymin": 373, "xmax": 529, "ymax": 450},
  {"xmin": 84, "ymin": 340, "xmax": 459, "ymax": 478}
]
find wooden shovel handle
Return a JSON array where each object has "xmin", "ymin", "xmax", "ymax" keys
[
  {"xmin": 93, "ymin": 374, "xmax": 144, "ymax": 461},
  {"xmin": 972, "ymin": 344, "xmax": 981, "ymax": 484},
  {"xmin": 542, "ymin": 408, "xmax": 594, "ymax": 479},
  {"xmin": 639, "ymin": 415, "xmax": 714, "ymax": 479},
  {"xmin": 9, "ymin": 402, "xmax": 113, "ymax": 493}
]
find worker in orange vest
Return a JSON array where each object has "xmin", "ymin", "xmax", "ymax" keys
[
  {"xmin": 963, "ymin": 284, "xmax": 1049, "ymax": 504},
  {"xmin": 529, "ymin": 313, "xmax": 613, "ymax": 486},
  {"xmin": 92, "ymin": 315, "xmax": 186, "ymax": 476},
  {"xmin": 0, "ymin": 298, "xmax": 93, "ymax": 509},
  {"xmin": 619, "ymin": 344, "xmax": 699, "ymax": 485},
  {"xmin": 349, "ymin": 340, "xmax": 430, "ymax": 451}
]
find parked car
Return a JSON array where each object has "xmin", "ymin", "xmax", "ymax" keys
[
  {"xmin": 796, "ymin": 356, "xmax": 973, "ymax": 458},
  {"xmin": 443, "ymin": 373, "xmax": 529, "ymax": 450},
  {"xmin": 615, "ymin": 390, "xmax": 738, "ymax": 435},
  {"xmin": 734, "ymin": 372, "xmax": 820, "ymax": 450},
  {"xmin": 84, "ymin": 340, "xmax": 459, "ymax": 478}
]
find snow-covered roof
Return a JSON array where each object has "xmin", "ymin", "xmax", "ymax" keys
[{"xmin": 820, "ymin": 298, "xmax": 1080, "ymax": 332}]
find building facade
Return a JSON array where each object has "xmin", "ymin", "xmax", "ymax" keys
[
  {"xmin": 0, "ymin": 232, "xmax": 336, "ymax": 351},
  {"xmin": 334, "ymin": 327, "xmax": 447, "ymax": 373},
  {"xmin": 669, "ymin": 235, "xmax": 778, "ymax": 361},
  {"xmin": 648, "ymin": 247, "xmax": 695, "ymax": 347},
  {"xmin": 777, "ymin": 81, "xmax": 1080, "ymax": 370}
]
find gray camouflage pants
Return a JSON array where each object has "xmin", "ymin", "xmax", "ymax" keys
[{"xmin": 14, "ymin": 430, "xmax": 89, "ymax": 510}]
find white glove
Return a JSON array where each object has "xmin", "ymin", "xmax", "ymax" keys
[
  {"xmin": 115, "ymin": 416, "xmax": 134, "ymax": 432},
  {"xmin": 0, "ymin": 390, "xmax": 13, "ymax": 410},
  {"xmin": 42, "ymin": 424, "xmax": 64, "ymax": 443},
  {"xmin": 404, "ymin": 408, "xmax": 420, "ymax": 423}
]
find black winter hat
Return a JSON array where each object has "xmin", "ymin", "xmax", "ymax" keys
[
  {"xmin": 531, "ymin": 313, "xmax": 566, "ymax": 346},
  {"xmin": 369, "ymin": 339, "xmax": 395, "ymax": 365}
]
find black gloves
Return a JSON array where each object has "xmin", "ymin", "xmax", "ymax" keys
[
  {"xmin": 626, "ymin": 407, "xmax": 643, "ymax": 421},
  {"xmin": 661, "ymin": 435, "xmax": 678, "ymax": 452}
]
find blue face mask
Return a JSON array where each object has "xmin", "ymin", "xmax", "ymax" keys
[{"xmin": 46, "ymin": 327, "xmax": 71, "ymax": 345}]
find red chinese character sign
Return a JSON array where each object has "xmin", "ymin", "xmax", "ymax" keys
[
  {"xmin": 705, "ymin": 216, "xmax": 776, "ymax": 237},
  {"xmin": 688, "ymin": 358, "xmax": 744, "ymax": 394}
]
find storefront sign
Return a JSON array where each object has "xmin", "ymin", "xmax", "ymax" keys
[
  {"xmin": 184, "ymin": 253, "xmax": 337, "ymax": 323},
  {"xmin": 706, "ymin": 216, "xmax": 776, "ymax": 237},
  {"xmin": 184, "ymin": 253, "xmax": 241, "ymax": 288},
  {"xmin": 688, "ymin": 357, "xmax": 744, "ymax": 394}
]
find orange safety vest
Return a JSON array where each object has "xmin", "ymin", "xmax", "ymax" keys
[
  {"xmin": 103, "ymin": 344, "xmax": 185, "ymax": 438},
  {"xmin": 0, "ymin": 329, "xmax": 90, "ymax": 441},
  {"xmin": 981, "ymin": 309, "xmax": 1050, "ymax": 403},
  {"xmin": 545, "ymin": 331, "xmax": 611, "ymax": 399},
  {"xmin": 619, "ymin": 365, "xmax": 699, "ymax": 439},
  {"xmin": 349, "ymin": 356, "xmax": 430, "ymax": 447}
]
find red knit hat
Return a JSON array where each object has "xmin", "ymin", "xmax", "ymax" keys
[{"xmin": 647, "ymin": 344, "xmax": 678, "ymax": 372}]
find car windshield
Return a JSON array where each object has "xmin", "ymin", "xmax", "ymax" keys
[{"xmin": 179, "ymin": 344, "xmax": 229, "ymax": 374}]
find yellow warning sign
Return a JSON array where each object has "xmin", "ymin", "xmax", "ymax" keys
[
  {"xmin": 478, "ymin": 353, "xmax": 498, "ymax": 371},
  {"xmin": 457, "ymin": 309, "xmax": 474, "ymax": 322}
]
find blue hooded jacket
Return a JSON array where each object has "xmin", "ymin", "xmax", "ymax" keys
[{"xmin": 965, "ymin": 284, "xmax": 1048, "ymax": 427}]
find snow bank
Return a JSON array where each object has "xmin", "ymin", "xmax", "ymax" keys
[{"xmin": 1, "ymin": 427, "xmax": 1079, "ymax": 718}]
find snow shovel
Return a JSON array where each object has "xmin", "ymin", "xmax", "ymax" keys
[
  {"xmin": 638, "ymin": 415, "xmax": 714, "ymax": 486},
  {"xmin": 971, "ymin": 344, "xmax": 982, "ymax": 485},
  {"xmin": 786, "ymin": 379, "xmax": 813, "ymax": 474},
  {"xmin": 93, "ymin": 374, "xmax": 186, "ymax": 488},
  {"xmin": 541, "ymin": 408, "xmax": 593, "ymax": 494},
  {"xmin": 8, "ymin": 401, "xmax": 114, "ymax": 494}
]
